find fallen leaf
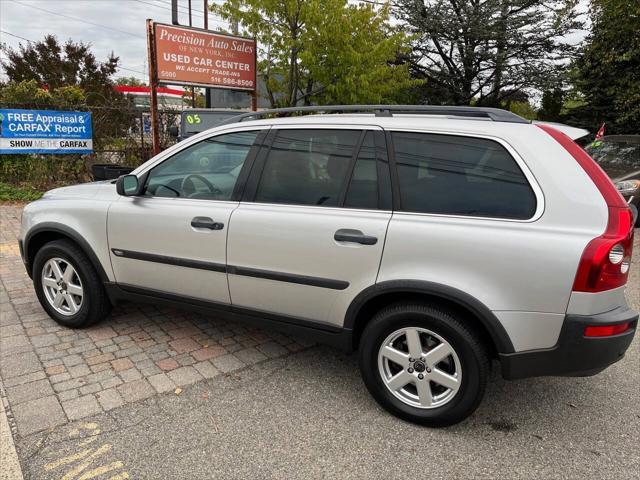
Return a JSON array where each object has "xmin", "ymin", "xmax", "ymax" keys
[{"xmin": 174, "ymin": 388, "xmax": 183, "ymax": 395}]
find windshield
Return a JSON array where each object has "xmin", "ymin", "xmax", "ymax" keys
[
  {"xmin": 181, "ymin": 111, "xmax": 243, "ymax": 136},
  {"xmin": 585, "ymin": 138, "xmax": 640, "ymax": 178}
]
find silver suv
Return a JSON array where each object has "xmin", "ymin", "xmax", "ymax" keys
[{"xmin": 19, "ymin": 106, "xmax": 638, "ymax": 426}]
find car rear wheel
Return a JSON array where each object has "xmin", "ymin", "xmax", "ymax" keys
[
  {"xmin": 358, "ymin": 302, "xmax": 489, "ymax": 427},
  {"xmin": 33, "ymin": 239, "xmax": 111, "ymax": 327}
]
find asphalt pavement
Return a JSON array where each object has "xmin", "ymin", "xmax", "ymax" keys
[{"xmin": 15, "ymin": 338, "xmax": 640, "ymax": 479}]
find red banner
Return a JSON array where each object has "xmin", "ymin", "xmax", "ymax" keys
[{"xmin": 153, "ymin": 23, "xmax": 256, "ymax": 91}]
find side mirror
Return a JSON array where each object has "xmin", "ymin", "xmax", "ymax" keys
[
  {"xmin": 116, "ymin": 174, "xmax": 141, "ymax": 196},
  {"xmin": 168, "ymin": 125, "xmax": 179, "ymax": 138}
]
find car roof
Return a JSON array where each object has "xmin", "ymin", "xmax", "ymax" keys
[{"xmin": 215, "ymin": 113, "xmax": 536, "ymax": 137}]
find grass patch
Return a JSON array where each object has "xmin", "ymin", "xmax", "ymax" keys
[{"xmin": 0, "ymin": 182, "xmax": 44, "ymax": 202}]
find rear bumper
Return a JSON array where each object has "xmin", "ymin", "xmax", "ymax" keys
[{"xmin": 500, "ymin": 306, "xmax": 637, "ymax": 380}]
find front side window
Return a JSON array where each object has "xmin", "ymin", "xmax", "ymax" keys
[
  {"xmin": 392, "ymin": 132, "xmax": 537, "ymax": 219},
  {"xmin": 254, "ymin": 129, "xmax": 361, "ymax": 207},
  {"xmin": 144, "ymin": 130, "xmax": 259, "ymax": 200}
]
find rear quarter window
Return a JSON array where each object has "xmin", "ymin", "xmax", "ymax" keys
[{"xmin": 392, "ymin": 131, "xmax": 537, "ymax": 219}]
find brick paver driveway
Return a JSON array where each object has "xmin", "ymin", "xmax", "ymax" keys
[{"xmin": 0, "ymin": 204, "xmax": 309, "ymax": 437}]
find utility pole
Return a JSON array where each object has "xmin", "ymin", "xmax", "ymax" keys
[
  {"xmin": 204, "ymin": 0, "xmax": 212, "ymax": 108},
  {"xmin": 188, "ymin": 0, "xmax": 196, "ymax": 108},
  {"xmin": 203, "ymin": 0, "xmax": 208, "ymax": 29}
]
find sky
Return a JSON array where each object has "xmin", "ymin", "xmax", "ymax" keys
[
  {"xmin": 0, "ymin": 0, "xmax": 230, "ymax": 83},
  {"xmin": 0, "ymin": 0, "xmax": 591, "ymax": 85}
]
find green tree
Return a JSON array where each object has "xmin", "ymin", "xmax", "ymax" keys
[
  {"xmin": 181, "ymin": 88, "xmax": 205, "ymax": 108},
  {"xmin": 508, "ymin": 101, "xmax": 538, "ymax": 120},
  {"xmin": 211, "ymin": 0, "xmax": 418, "ymax": 107},
  {"xmin": 115, "ymin": 76, "xmax": 147, "ymax": 87},
  {"xmin": 1, "ymin": 35, "xmax": 122, "ymax": 106},
  {"xmin": 395, "ymin": 0, "xmax": 581, "ymax": 106},
  {"xmin": 573, "ymin": 0, "xmax": 640, "ymax": 134},
  {"xmin": 0, "ymin": 79, "xmax": 86, "ymax": 106},
  {"xmin": 538, "ymin": 88, "xmax": 565, "ymax": 121}
]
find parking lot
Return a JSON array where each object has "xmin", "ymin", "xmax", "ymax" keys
[{"xmin": 1, "ymin": 203, "xmax": 639, "ymax": 479}]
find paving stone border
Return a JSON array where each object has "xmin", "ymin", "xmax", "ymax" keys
[{"xmin": 0, "ymin": 205, "xmax": 313, "ymax": 438}]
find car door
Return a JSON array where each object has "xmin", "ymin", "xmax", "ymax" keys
[
  {"xmin": 108, "ymin": 128, "xmax": 264, "ymax": 303},
  {"xmin": 226, "ymin": 125, "xmax": 393, "ymax": 327}
]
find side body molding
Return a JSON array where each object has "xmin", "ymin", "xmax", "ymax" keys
[
  {"xmin": 344, "ymin": 280, "xmax": 516, "ymax": 354},
  {"xmin": 23, "ymin": 222, "xmax": 111, "ymax": 282}
]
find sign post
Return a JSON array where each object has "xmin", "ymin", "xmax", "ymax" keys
[
  {"xmin": 0, "ymin": 109, "xmax": 93, "ymax": 154},
  {"xmin": 146, "ymin": 19, "xmax": 161, "ymax": 156}
]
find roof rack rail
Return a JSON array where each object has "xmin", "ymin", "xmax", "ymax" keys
[{"xmin": 217, "ymin": 105, "xmax": 530, "ymax": 126}]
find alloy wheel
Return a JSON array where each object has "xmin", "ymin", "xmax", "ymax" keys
[
  {"xmin": 41, "ymin": 257, "xmax": 84, "ymax": 316},
  {"xmin": 377, "ymin": 327, "xmax": 462, "ymax": 409}
]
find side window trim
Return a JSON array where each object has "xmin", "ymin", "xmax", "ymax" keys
[
  {"xmin": 337, "ymin": 130, "xmax": 367, "ymax": 207},
  {"xmin": 384, "ymin": 130, "xmax": 402, "ymax": 211},
  {"xmin": 241, "ymin": 128, "xmax": 277, "ymax": 202},
  {"xmin": 375, "ymin": 130, "xmax": 393, "ymax": 211},
  {"xmin": 230, "ymin": 129, "xmax": 269, "ymax": 202},
  {"xmin": 386, "ymin": 129, "xmax": 545, "ymax": 222}
]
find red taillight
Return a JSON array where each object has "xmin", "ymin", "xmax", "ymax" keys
[
  {"xmin": 584, "ymin": 322, "xmax": 631, "ymax": 337},
  {"xmin": 572, "ymin": 207, "xmax": 634, "ymax": 292},
  {"xmin": 538, "ymin": 125, "xmax": 634, "ymax": 292}
]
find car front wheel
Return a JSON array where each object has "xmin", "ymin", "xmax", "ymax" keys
[
  {"xmin": 358, "ymin": 302, "xmax": 489, "ymax": 427},
  {"xmin": 33, "ymin": 239, "xmax": 111, "ymax": 327}
]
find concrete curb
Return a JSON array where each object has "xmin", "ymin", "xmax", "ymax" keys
[{"xmin": 0, "ymin": 386, "xmax": 24, "ymax": 480}]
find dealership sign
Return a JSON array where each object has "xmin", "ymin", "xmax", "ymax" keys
[
  {"xmin": 153, "ymin": 23, "xmax": 256, "ymax": 91},
  {"xmin": 0, "ymin": 109, "xmax": 93, "ymax": 154}
]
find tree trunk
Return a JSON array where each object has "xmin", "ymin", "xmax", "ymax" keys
[
  {"xmin": 486, "ymin": 0, "xmax": 509, "ymax": 107},
  {"xmin": 288, "ymin": 45, "xmax": 298, "ymax": 107}
]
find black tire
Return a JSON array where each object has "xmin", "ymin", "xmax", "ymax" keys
[
  {"xmin": 33, "ymin": 239, "xmax": 111, "ymax": 328},
  {"xmin": 358, "ymin": 302, "xmax": 489, "ymax": 427}
]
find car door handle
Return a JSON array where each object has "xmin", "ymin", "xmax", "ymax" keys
[
  {"xmin": 191, "ymin": 217, "xmax": 224, "ymax": 230},
  {"xmin": 334, "ymin": 229, "xmax": 378, "ymax": 245}
]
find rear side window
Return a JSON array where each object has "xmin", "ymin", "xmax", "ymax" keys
[
  {"xmin": 255, "ymin": 129, "xmax": 361, "ymax": 207},
  {"xmin": 392, "ymin": 132, "xmax": 537, "ymax": 219}
]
